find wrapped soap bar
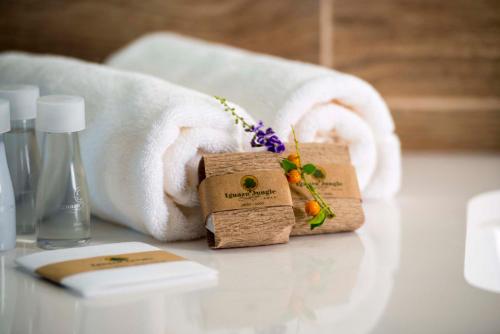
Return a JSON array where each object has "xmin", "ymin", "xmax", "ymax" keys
[
  {"xmin": 15, "ymin": 242, "xmax": 217, "ymax": 297},
  {"xmin": 198, "ymin": 151, "xmax": 295, "ymax": 249},
  {"xmin": 284, "ymin": 143, "xmax": 365, "ymax": 235}
]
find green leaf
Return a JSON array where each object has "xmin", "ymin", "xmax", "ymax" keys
[
  {"xmin": 307, "ymin": 209, "xmax": 326, "ymax": 230},
  {"xmin": 303, "ymin": 164, "xmax": 317, "ymax": 175},
  {"xmin": 280, "ymin": 159, "xmax": 297, "ymax": 173},
  {"xmin": 313, "ymin": 168, "xmax": 326, "ymax": 179}
]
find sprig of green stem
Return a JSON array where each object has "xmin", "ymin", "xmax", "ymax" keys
[{"xmin": 291, "ymin": 127, "xmax": 335, "ymax": 219}]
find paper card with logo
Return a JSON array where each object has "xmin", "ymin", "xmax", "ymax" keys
[
  {"xmin": 283, "ymin": 143, "xmax": 365, "ymax": 235},
  {"xmin": 198, "ymin": 151, "xmax": 296, "ymax": 249},
  {"xmin": 15, "ymin": 242, "xmax": 218, "ymax": 297}
]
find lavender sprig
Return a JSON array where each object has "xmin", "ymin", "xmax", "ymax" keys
[{"xmin": 215, "ymin": 96, "xmax": 285, "ymax": 153}]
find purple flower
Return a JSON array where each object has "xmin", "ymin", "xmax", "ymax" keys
[
  {"xmin": 213, "ymin": 97, "xmax": 285, "ymax": 154},
  {"xmin": 249, "ymin": 121, "xmax": 285, "ymax": 153}
]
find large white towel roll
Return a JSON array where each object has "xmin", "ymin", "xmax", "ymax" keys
[
  {"xmin": 107, "ymin": 33, "xmax": 401, "ymax": 198},
  {"xmin": 0, "ymin": 52, "xmax": 253, "ymax": 241}
]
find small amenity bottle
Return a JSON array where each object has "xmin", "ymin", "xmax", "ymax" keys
[
  {"xmin": 36, "ymin": 95, "xmax": 90, "ymax": 249},
  {"xmin": 0, "ymin": 84, "xmax": 40, "ymax": 235},
  {"xmin": 0, "ymin": 99, "xmax": 16, "ymax": 251}
]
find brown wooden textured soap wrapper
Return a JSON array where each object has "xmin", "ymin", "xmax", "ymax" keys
[
  {"xmin": 35, "ymin": 250, "xmax": 184, "ymax": 283},
  {"xmin": 198, "ymin": 152, "xmax": 295, "ymax": 249},
  {"xmin": 284, "ymin": 143, "xmax": 365, "ymax": 235}
]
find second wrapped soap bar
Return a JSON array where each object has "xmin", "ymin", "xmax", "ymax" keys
[
  {"xmin": 284, "ymin": 143, "xmax": 365, "ymax": 235},
  {"xmin": 198, "ymin": 151, "xmax": 295, "ymax": 249}
]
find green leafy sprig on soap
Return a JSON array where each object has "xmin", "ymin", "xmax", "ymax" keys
[{"xmin": 280, "ymin": 127, "xmax": 335, "ymax": 229}]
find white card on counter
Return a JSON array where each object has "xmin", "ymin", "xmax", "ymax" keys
[{"xmin": 16, "ymin": 242, "xmax": 217, "ymax": 298}]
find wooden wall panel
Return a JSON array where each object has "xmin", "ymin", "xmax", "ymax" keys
[
  {"xmin": 333, "ymin": 0, "xmax": 500, "ymax": 97},
  {"xmin": 0, "ymin": 0, "xmax": 320, "ymax": 63},
  {"xmin": 1, "ymin": 0, "xmax": 499, "ymax": 150},
  {"xmin": 332, "ymin": 0, "xmax": 500, "ymax": 150},
  {"xmin": 389, "ymin": 97, "xmax": 500, "ymax": 150}
]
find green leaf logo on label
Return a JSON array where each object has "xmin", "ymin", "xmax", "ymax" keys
[
  {"xmin": 241, "ymin": 175, "xmax": 259, "ymax": 191},
  {"xmin": 105, "ymin": 257, "xmax": 129, "ymax": 263}
]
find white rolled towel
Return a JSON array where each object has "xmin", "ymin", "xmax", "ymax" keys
[
  {"xmin": 107, "ymin": 33, "xmax": 401, "ymax": 198},
  {"xmin": 0, "ymin": 52, "xmax": 253, "ymax": 241}
]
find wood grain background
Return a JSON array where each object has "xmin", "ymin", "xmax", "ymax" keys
[
  {"xmin": 1, "ymin": 0, "xmax": 499, "ymax": 150},
  {"xmin": 332, "ymin": 0, "xmax": 500, "ymax": 150},
  {"xmin": 0, "ymin": 0, "xmax": 319, "ymax": 63}
]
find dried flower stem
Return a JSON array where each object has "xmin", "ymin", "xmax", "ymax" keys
[{"xmin": 214, "ymin": 96, "xmax": 253, "ymax": 131}]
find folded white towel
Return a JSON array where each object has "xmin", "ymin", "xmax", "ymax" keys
[
  {"xmin": 16, "ymin": 242, "xmax": 217, "ymax": 297},
  {"xmin": 0, "ymin": 52, "xmax": 253, "ymax": 241},
  {"xmin": 107, "ymin": 33, "xmax": 401, "ymax": 198}
]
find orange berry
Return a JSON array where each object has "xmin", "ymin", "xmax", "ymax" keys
[
  {"xmin": 287, "ymin": 169, "xmax": 301, "ymax": 184},
  {"xmin": 305, "ymin": 200, "xmax": 321, "ymax": 216},
  {"xmin": 287, "ymin": 153, "xmax": 300, "ymax": 166}
]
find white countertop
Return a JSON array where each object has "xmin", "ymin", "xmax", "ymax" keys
[{"xmin": 1, "ymin": 152, "xmax": 500, "ymax": 334}]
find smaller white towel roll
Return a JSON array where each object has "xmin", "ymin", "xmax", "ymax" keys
[{"xmin": 107, "ymin": 33, "xmax": 402, "ymax": 198}]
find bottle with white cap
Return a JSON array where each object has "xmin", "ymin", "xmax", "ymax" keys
[
  {"xmin": 36, "ymin": 95, "xmax": 90, "ymax": 249},
  {"xmin": 0, "ymin": 98, "xmax": 16, "ymax": 251},
  {"xmin": 0, "ymin": 84, "xmax": 41, "ymax": 235}
]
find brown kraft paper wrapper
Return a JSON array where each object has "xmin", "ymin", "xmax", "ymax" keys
[
  {"xmin": 283, "ymin": 143, "xmax": 365, "ymax": 235},
  {"xmin": 198, "ymin": 152, "xmax": 296, "ymax": 249}
]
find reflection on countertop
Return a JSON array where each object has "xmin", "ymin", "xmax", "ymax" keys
[
  {"xmin": 1, "ymin": 152, "xmax": 500, "ymax": 334},
  {"xmin": 0, "ymin": 200, "xmax": 400, "ymax": 334}
]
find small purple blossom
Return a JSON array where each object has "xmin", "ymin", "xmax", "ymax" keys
[
  {"xmin": 248, "ymin": 121, "xmax": 285, "ymax": 153},
  {"xmin": 215, "ymin": 96, "xmax": 285, "ymax": 154}
]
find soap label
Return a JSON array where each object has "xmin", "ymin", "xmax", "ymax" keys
[
  {"xmin": 35, "ymin": 250, "xmax": 184, "ymax": 283},
  {"xmin": 289, "ymin": 164, "xmax": 361, "ymax": 200},
  {"xmin": 198, "ymin": 170, "xmax": 293, "ymax": 221}
]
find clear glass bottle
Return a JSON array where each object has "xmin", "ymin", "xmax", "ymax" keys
[
  {"xmin": 36, "ymin": 95, "xmax": 90, "ymax": 249},
  {"xmin": 0, "ymin": 99, "xmax": 16, "ymax": 251},
  {"xmin": 4, "ymin": 119, "xmax": 40, "ymax": 235},
  {"xmin": 0, "ymin": 85, "xmax": 40, "ymax": 235}
]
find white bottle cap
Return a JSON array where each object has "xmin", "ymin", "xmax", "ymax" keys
[
  {"xmin": 0, "ymin": 84, "xmax": 40, "ymax": 120},
  {"xmin": 37, "ymin": 95, "xmax": 86, "ymax": 133},
  {"xmin": 0, "ymin": 98, "xmax": 10, "ymax": 134}
]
